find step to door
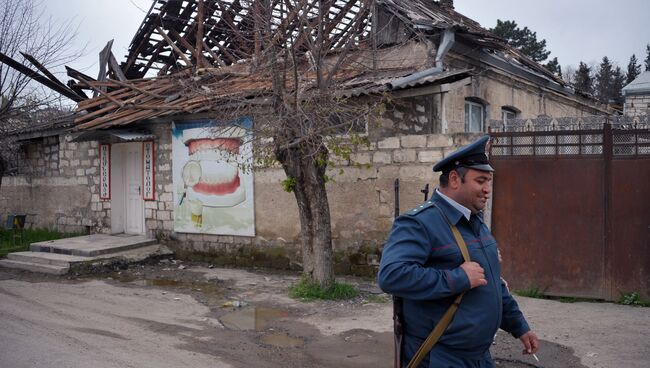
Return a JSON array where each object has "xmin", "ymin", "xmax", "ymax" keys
[
  {"xmin": 0, "ymin": 259, "xmax": 68, "ymax": 275},
  {"xmin": 30, "ymin": 235, "xmax": 157, "ymax": 257},
  {"xmin": 7, "ymin": 252, "xmax": 91, "ymax": 267}
]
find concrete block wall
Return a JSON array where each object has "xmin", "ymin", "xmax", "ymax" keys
[
  {"xmin": 0, "ymin": 121, "xmax": 487, "ymax": 275},
  {"xmin": 0, "ymin": 135, "xmax": 97, "ymax": 233},
  {"xmin": 18, "ymin": 136, "xmax": 60, "ymax": 177},
  {"xmin": 128, "ymin": 123, "xmax": 480, "ymax": 276},
  {"xmin": 624, "ymin": 95, "xmax": 650, "ymax": 117}
]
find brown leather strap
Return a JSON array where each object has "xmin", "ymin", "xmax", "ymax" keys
[{"xmin": 406, "ymin": 211, "xmax": 470, "ymax": 368}]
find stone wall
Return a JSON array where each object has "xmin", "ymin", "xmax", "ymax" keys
[
  {"xmin": 2, "ymin": 119, "xmax": 452, "ymax": 276},
  {"xmin": 444, "ymin": 70, "xmax": 605, "ymax": 133},
  {"xmin": 624, "ymin": 94, "xmax": 650, "ymax": 117},
  {"xmin": 125, "ymin": 123, "xmax": 479, "ymax": 277},
  {"xmin": 18, "ymin": 136, "xmax": 60, "ymax": 177},
  {"xmin": 0, "ymin": 135, "xmax": 98, "ymax": 233},
  {"xmin": 0, "ymin": 122, "xmax": 463, "ymax": 276}
]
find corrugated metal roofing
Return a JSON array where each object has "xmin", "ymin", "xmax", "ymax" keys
[
  {"xmin": 71, "ymin": 129, "xmax": 156, "ymax": 143},
  {"xmin": 623, "ymin": 71, "xmax": 650, "ymax": 95}
]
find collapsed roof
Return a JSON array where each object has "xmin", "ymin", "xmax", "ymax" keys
[{"xmin": 1, "ymin": 0, "xmax": 579, "ymax": 132}]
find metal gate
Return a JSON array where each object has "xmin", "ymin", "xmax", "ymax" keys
[{"xmin": 489, "ymin": 117, "xmax": 650, "ymax": 300}]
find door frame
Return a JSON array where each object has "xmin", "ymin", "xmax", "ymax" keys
[{"xmin": 110, "ymin": 142, "xmax": 145, "ymax": 235}]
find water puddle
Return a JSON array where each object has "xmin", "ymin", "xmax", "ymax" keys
[
  {"xmin": 219, "ymin": 306, "xmax": 289, "ymax": 331},
  {"xmin": 260, "ymin": 332, "xmax": 305, "ymax": 348},
  {"xmin": 109, "ymin": 275, "xmax": 224, "ymax": 304}
]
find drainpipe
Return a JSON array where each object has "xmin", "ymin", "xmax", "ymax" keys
[
  {"xmin": 434, "ymin": 28, "xmax": 455, "ymax": 69},
  {"xmin": 387, "ymin": 28, "xmax": 456, "ymax": 89}
]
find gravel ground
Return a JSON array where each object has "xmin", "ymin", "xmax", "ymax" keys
[{"xmin": 1, "ymin": 260, "xmax": 648, "ymax": 368}]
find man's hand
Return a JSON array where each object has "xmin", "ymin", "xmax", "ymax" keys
[
  {"xmin": 519, "ymin": 331, "xmax": 539, "ymax": 355},
  {"xmin": 460, "ymin": 261, "xmax": 487, "ymax": 288}
]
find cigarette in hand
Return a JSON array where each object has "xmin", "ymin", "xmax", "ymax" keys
[{"xmin": 532, "ymin": 353, "xmax": 539, "ymax": 362}]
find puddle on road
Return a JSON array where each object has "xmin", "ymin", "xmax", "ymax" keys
[
  {"xmin": 220, "ymin": 306, "xmax": 289, "ymax": 331},
  {"xmin": 220, "ymin": 305, "xmax": 306, "ymax": 348},
  {"xmin": 109, "ymin": 275, "xmax": 225, "ymax": 305},
  {"xmin": 261, "ymin": 332, "xmax": 305, "ymax": 348},
  {"xmin": 114, "ymin": 275, "xmax": 220, "ymax": 292}
]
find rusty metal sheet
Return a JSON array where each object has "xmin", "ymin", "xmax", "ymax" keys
[
  {"xmin": 491, "ymin": 158, "xmax": 606, "ymax": 299},
  {"xmin": 609, "ymin": 158, "xmax": 650, "ymax": 299}
]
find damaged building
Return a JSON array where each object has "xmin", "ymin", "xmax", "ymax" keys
[{"xmin": 1, "ymin": 0, "xmax": 608, "ymax": 276}]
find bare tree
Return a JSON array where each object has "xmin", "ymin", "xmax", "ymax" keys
[
  {"xmin": 0, "ymin": 0, "xmax": 82, "ymax": 181},
  {"xmin": 169, "ymin": 0, "xmax": 383, "ymax": 289},
  {"xmin": 240, "ymin": 0, "xmax": 380, "ymax": 289},
  {"xmin": 72, "ymin": 0, "xmax": 403, "ymax": 289}
]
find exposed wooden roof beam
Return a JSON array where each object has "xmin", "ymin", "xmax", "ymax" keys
[
  {"xmin": 155, "ymin": 26, "xmax": 192, "ymax": 65},
  {"xmin": 0, "ymin": 51, "xmax": 85, "ymax": 102}
]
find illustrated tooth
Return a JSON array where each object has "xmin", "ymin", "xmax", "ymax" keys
[{"xmin": 181, "ymin": 127, "xmax": 247, "ymax": 206}]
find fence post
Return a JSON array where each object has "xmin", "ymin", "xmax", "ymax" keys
[{"xmin": 394, "ymin": 179, "xmax": 400, "ymax": 218}]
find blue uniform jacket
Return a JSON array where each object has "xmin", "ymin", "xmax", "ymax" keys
[{"xmin": 378, "ymin": 192, "xmax": 530, "ymax": 363}]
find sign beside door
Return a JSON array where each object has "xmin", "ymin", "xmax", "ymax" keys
[
  {"xmin": 143, "ymin": 141, "xmax": 155, "ymax": 200},
  {"xmin": 99, "ymin": 144, "xmax": 111, "ymax": 199}
]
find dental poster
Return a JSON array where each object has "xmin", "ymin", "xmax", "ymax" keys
[{"xmin": 172, "ymin": 118, "xmax": 255, "ymax": 236}]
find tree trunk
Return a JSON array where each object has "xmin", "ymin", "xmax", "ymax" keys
[
  {"xmin": 0, "ymin": 157, "xmax": 5, "ymax": 189},
  {"xmin": 276, "ymin": 141, "xmax": 334, "ymax": 289}
]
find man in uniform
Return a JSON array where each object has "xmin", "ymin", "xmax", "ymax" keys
[{"xmin": 378, "ymin": 135, "xmax": 538, "ymax": 367}]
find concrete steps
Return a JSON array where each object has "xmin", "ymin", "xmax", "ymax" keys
[
  {"xmin": 30, "ymin": 234, "xmax": 157, "ymax": 257},
  {"xmin": 0, "ymin": 234, "xmax": 170, "ymax": 275},
  {"xmin": 0, "ymin": 259, "xmax": 69, "ymax": 275},
  {"xmin": 7, "ymin": 252, "xmax": 91, "ymax": 267}
]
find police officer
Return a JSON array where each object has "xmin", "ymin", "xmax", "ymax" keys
[{"xmin": 378, "ymin": 135, "xmax": 539, "ymax": 367}]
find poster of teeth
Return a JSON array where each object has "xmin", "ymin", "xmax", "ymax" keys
[{"xmin": 172, "ymin": 118, "xmax": 255, "ymax": 236}]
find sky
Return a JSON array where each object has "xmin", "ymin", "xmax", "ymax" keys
[{"xmin": 40, "ymin": 0, "xmax": 650, "ymax": 79}]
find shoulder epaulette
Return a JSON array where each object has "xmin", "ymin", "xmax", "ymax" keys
[{"xmin": 405, "ymin": 200, "xmax": 436, "ymax": 216}]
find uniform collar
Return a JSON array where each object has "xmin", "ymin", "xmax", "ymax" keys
[
  {"xmin": 432, "ymin": 190, "xmax": 467, "ymax": 225},
  {"xmin": 433, "ymin": 189, "xmax": 485, "ymax": 225},
  {"xmin": 435, "ymin": 189, "xmax": 471, "ymax": 222}
]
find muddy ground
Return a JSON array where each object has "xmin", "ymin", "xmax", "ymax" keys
[{"xmin": 1, "ymin": 259, "xmax": 648, "ymax": 368}]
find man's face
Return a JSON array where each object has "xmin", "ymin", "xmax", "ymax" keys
[{"xmin": 451, "ymin": 168, "xmax": 493, "ymax": 213}]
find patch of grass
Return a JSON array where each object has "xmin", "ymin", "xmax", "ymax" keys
[
  {"xmin": 618, "ymin": 292, "xmax": 650, "ymax": 307},
  {"xmin": 557, "ymin": 296, "xmax": 579, "ymax": 303},
  {"xmin": 0, "ymin": 228, "xmax": 83, "ymax": 257},
  {"xmin": 363, "ymin": 294, "xmax": 389, "ymax": 304},
  {"xmin": 514, "ymin": 287, "xmax": 545, "ymax": 299},
  {"xmin": 289, "ymin": 276, "xmax": 358, "ymax": 301}
]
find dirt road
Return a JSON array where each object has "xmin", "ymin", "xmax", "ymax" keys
[{"xmin": 0, "ymin": 262, "xmax": 647, "ymax": 368}]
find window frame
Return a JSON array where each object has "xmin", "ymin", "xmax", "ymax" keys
[
  {"xmin": 464, "ymin": 100, "xmax": 485, "ymax": 132},
  {"xmin": 501, "ymin": 108, "xmax": 517, "ymax": 125}
]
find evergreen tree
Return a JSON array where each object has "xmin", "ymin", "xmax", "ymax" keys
[
  {"xmin": 544, "ymin": 57, "xmax": 561, "ymax": 76},
  {"xmin": 611, "ymin": 66, "xmax": 626, "ymax": 104},
  {"xmin": 645, "ymin": 44, "xmax": 650, "ymax": 71},
  {"xmin": 626, "ymin": 54, "xmax": 641, "ymax": 84},
  {"xmin": 595, "ymin": 57, "xmax": 614, "ymax": 103},
  {"xmin": 573, "ymin": 62, "xmax": 593, "ymax": 95},
  {"xmin": 491, "ymin": 19, "xmax": 551, "ymax": 62}
]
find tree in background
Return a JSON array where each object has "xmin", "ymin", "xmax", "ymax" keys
[
  {"xmin": 544, "ymin": 57, "xmax": 561, "ymax": 77},
  {"xmin": 645, "ymin": 44, "xmax": 650, "ymax": 71},
  {"xmin": 611, "ymin": 66, "xmax": 626, "ymax": 104},
  {"xmin": 573, "ymin": 62, "xmax": 593, "ymax": 95},
  {"xmin": 490, "ymin": 19, "xmax": 551, "ymax": 63},
  {"xmin": 0, "ymin": 0, "xmax": 81, "ymax": 183},
  {"xmin": 594, "ymin": 56, "xmax": 625, "ymax": 105},
  {"xmin": 595, "ymin": 57, "xmax": 613, "ymax": 103},
  {"xmin": 0, "ymin": 0, "xmax": 80, "ymax": 123},
  {"xmin": 626, "ymin": 54, "xmax": 642, "ymax": 84}
]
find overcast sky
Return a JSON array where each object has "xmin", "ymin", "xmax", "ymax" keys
[{"xmin": 41, "ymin": 0, "xmax": 650, "ymax": 79}]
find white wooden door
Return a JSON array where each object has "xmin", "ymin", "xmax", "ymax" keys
[{"xmin": 125, "ymin": 143, "xmax": 144, "ymax": 234}]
